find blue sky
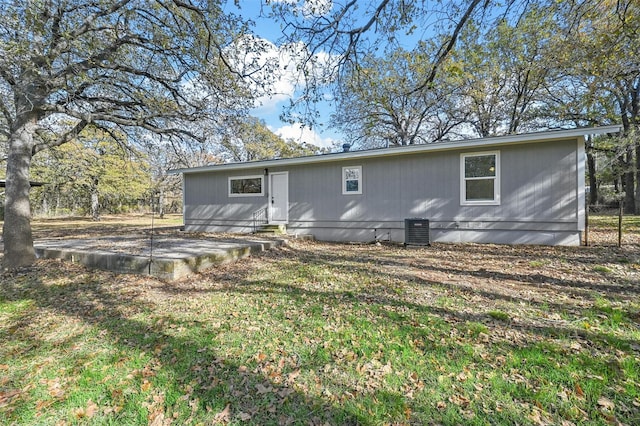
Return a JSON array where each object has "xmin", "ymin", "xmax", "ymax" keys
[
  {"xmin": 222, "ymin": 0, "xmax": 467, "ymax": 150},
  {"xmin": 223, "ymin": 1, "xmax": 343, "ymax": 150}
]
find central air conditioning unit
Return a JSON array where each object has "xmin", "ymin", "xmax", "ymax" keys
[{"xmin": 404, "ymin": 218, "xmax": 430, "ymax": 246}]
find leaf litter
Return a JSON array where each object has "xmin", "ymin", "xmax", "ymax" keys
[{"xmin": 0, "ymin": 217, "xmax": 639, "ymax": 424}]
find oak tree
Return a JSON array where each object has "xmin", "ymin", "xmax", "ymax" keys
[
  {"xmin": 332, "ymin": 46, "xmax": 463, "ymax": 148},
  {"xmin": 31, "ymin": 131, "xmax": 150, "ymax": 219},
  {"xmin": 451, "ymin": 7, "xmax": 556, "ymax": 137},
  {"xmin": 219, "ymin": 116, "xmax": 323, "ymax": 162},
  {"xmin": 266, "ymin": 0, "xmax": 490, "ymax": 125},
  {"xmin": 0, "ymin": 0, "xmax": 253, "ymax": 267},
  {"xmin": 542, "ymin": 0, "xmax": 639, "ymax": 211}
]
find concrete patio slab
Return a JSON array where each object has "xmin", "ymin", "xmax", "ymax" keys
[{"xmin": 33, "ymin": 234, "xmax": 286, "ymax": 280}]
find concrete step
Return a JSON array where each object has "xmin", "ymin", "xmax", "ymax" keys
[{"xmin": 255, "ymin": 224, "xmax": 287, "ymax": 235}]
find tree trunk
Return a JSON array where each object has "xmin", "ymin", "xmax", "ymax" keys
[
  {"xmin": 91, "ymin": 178, "xmax": 100, "ymax": 221},
  {"xmin": 3, "ymin": 121, "xmax": 37, "ymax": 268},
  {"xmin": 41, "ymin": 193, "xmax": 49, "ymax": 216},
  {"xmin": 635, "ymin": 140, "xmax": 640, "ymax": 214},
  {"xmin": 624, "ymin": 171, "xmax": 635, "ymax": 214},
  {"xmin": 158, "ymin": 188, "xmax": 165, "ymax": 219},
  {"xmin": 586, "ymin": 142, "xmax": 598, "ymax": 206},
  {"xmin": 624, "ymin": 147, "xmax": 635, "ymax": 214},
  {"xmin": 55, "ymin": 188, "xmax": 61, "ymax": 216}
]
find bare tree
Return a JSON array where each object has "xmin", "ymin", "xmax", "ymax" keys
[
  {"xmin": 266, "ymin": 0, "xmax": 490, "ymax": 123},
  {"xmin": 333, "ymin": 46, "xmax": 464, "ymax": 148},
  {"xmin": 0, "ymin": 0, "xmax": 254, "ymax": 267}
]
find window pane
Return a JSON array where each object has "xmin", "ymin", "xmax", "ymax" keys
[
  {"xmin": 344, "ymin": 168, "xmax": 360, "ymax": 180},
  {"xmin": 345, "ymin": 180, "xmax": 359, "ymax": 192},
  {"xmin": 466, "ymin": 179, "xmax": 494, "ymax": 200},
  {"xmin": 231, "ymin": 178, "xmax": 262, "ymax": 194},
  {"xmin": 465, "ymin": 155, "xmax": 496, "ymax": 178}
]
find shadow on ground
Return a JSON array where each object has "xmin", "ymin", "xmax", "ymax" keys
[{"xmin": 0, "ymin": 262, "xmax": 365, "ymax": 424}]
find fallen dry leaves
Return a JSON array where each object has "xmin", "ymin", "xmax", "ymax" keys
[
  {"xmin": 1, "ymin": 215, "xmax": 639, "ymax": 424},
  {"xmin": 73, "ymin": 399, "xmax": 98, "ymax": 419}
]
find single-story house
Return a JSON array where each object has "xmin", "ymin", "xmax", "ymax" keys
[{"xmin": 172, "ymin": 125, "xmax": 621, "ymax": 246}]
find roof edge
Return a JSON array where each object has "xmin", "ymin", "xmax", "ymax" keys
[{"xmin": 170, "ymin": 125, "xmax": 622, "ymax": 175}]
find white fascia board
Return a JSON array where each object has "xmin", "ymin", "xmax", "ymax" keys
[{"xmin": 169, "ymin": 125, "xmax": 622, "ymax": 175}]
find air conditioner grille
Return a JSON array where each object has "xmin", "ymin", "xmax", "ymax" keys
[{"xmin": 405, "ymin": 218, "xmax": 430, "ymax": 246}]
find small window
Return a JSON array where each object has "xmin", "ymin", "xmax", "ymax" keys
[
  {"xmin": 342, "ymin": 166, "xmax": 362, "ymax": 195},
  {"xmin": 229, "ymin": 175, "xmax": 263, "ymax": 197},
  {"xmin": 460, "ymin": 152, "xmax": 500, "ymax": 205}
]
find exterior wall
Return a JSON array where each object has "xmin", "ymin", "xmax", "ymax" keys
[
  {"xmin": 183, "ymin": 138, "xmax": 584, "ymax": 245},
  {"xmin": 184, "ymin": 172, "xmax": 269, "ymax": 233}
]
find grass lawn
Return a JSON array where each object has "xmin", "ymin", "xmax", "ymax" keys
[
  {"xmin": 27, "ymin": 213, "xmax": 184, "ymax": 238},
  {"xmin": 1, "ymin": 215, "xmax": 639, "ymax": 425}
]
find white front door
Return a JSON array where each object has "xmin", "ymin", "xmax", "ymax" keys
[{"xmin": 269, "ymin": 172, "xmax": 288, "ymax": 224}]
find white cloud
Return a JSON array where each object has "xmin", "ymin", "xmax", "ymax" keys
[
  {"xmin": 230, "ymin": 34, "xmax": 340, "ymax": 114},
  {"xmin": 268, "ymin": 0, "xmax": 333, "ymax": 17},
  {"xmin": 230, "ymin": 36, "xmax": 300, "ymax": 112},
  {"xmin": 253, "ymin": 44, "xmax": 300, "ymax": 113},
  {"xmin": 226, "ymin": 28, "xmax": 343, "ymax": 143},
  {"xmin": 272, "ymin": 123, "xmax": 337, "ymax": 149},
  {"xmin": 302, "ymin": 0, "xmax": 333, "ymax": 16}
]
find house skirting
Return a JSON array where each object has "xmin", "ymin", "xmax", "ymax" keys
[
  {"xmin": 285, "ymin": 225, "xmax": 580, "ymax": 246},
  {"xmin": 185, "ymin": 218, "xmax": 582, "ymax": 246}
]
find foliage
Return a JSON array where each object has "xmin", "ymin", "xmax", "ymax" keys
[
  {"xmin": 0, "ymin": 0, "xmax": 258, "ymax": 266},
  {"xmin": 450, "ymin": 7, "xmax": 556, "ymax": 137},
  {"xmin": 267, "ymin": 0, "xmax": 497, "ymax": 125},
  {"xmin": 0, "ymin": 0, "xmax": 253, "ymax": 150},
  {"xmin": 219, "ymin": 116, "xmax": 324, "ymax": 162},
  {"xmin": 30, "ymin": 129, "xmax": 151, "ymax": 217},
  {"xmin": 333, "ymin": 45, "xmax": 462, "ymax": 148},
  {"xmin": 538, "ymin": 1, "xmax": 639, "ymax": 132},
  {"xmin": 0, "ymin": 215, "xmax": 639, "ymax": 424},
  {"xmin": 542, "ymin": 0, "xmax": 640, "ymax": 211}
]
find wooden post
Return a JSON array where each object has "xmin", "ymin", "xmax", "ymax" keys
[
  {"xmin": 618, "ymin": 200, "xmax": 623, "ymax": 247},
  {"xmin": 584, "ymin": 201, "xmax": 589, "ymax": 246}
]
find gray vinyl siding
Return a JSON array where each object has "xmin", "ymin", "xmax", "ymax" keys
[
  {"xmin": 183, "ymin": 138, "xmax": 583, "ymax": 245},
  {"xmin": 184, "ymin": 172, "xmax": 268, "ymax": 233}
]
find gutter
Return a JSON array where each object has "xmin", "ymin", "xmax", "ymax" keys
[{"xmin": 169, "ymin": 125, "xmax": 622, "ymax": 175}]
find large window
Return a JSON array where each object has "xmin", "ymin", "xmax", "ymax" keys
[
  {"xmin": 228, "ymin": 175, "xmax": 264, "ymax": 197},
  {"xmin": 460, "ymin": 152, "xmax": 500, "ymax": 205},
  {"xmin": 342, "ymin": 166, "xmax": 362, "ymax": 195}
]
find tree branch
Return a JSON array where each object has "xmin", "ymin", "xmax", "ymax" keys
[
  {"xmin": 33, "ymin": 119, "xmax": 88, "ymax": 154},
  {"xmin": 413, "ymin": 0, "xmax": 484, "ymax": 93}
]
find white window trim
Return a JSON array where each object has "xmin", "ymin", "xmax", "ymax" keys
[
  {"xmin": 228, "ymin": 175, "xmax": 264, "ymax": 197},
  {"xmin": 460, "ymin": 151, "xmax": 500, "ymax": 206},
  {"xmin": 342, "ymin": 165, "xmax": 362, "ymax": 195}
]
